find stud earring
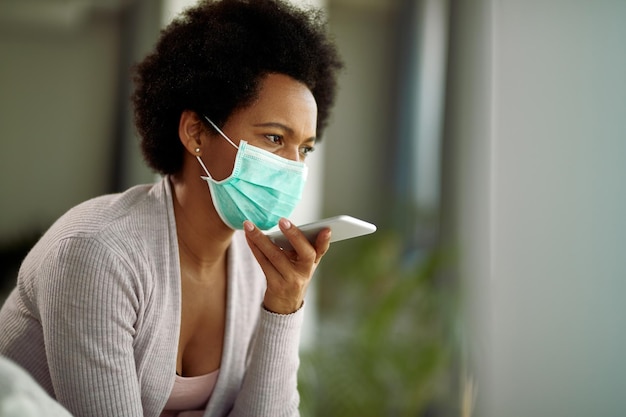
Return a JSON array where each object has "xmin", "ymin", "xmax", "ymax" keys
[{"xmin": 194, "ymin": 147, "xmax": 201, "ymax": 153}]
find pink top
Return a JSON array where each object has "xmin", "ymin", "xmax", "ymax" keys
[{"xmin": 160, "ymin": 369, "xmax": 220, "ymax": 417}]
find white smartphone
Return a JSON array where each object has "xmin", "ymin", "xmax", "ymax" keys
[{"xmin": 265, "ymin": 215, "xmax": 377, "ymax": 250}]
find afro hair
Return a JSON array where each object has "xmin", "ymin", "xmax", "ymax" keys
[{"xmin": 131, "ymin": 0, "xmax": 344, "ymax": 175}]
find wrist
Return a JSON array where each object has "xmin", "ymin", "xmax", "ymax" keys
[{"xmin": 263, "ymin": 295, "xmax": 304, "ymax": 315}]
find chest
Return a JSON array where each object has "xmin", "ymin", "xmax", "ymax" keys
[{"xmin": 176, "ymin": 266, "xmax": 227, "ymax": 377}]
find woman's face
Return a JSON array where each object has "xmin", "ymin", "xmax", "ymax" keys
[{"xmin": 203, "ymin": 73, "xmax": 318, "ymax": 181}]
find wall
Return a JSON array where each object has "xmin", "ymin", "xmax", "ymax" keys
[
  {"xmin": 443, "ymin": 1, "xmax": 626, "ymax": 416},
  {"xmin": 323, "ymin": 0, "xmax": 397, "ymax": 225},
  {"xmin": 0, "ymin": 1, "xmax": 161, "ymax": 246},
  {"xmin": 0, "ymin": 9, "xmax": 121, "ymax": 242}
]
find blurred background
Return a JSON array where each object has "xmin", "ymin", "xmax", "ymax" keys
[{"xmin": 1, "ymin": 0, "xmax": 626, "ymax": 416}]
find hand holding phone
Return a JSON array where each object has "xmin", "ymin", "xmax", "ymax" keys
[{"xmin": 265, "ymin": 215, "xmax": 376, "ymax": 250}]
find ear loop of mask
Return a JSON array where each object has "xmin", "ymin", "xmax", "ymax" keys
[
  {"xmin": 196, "ymin": 154, "xmax": 213, "ymax": 179},
  {"xmin": 195, "ymin": 116, "xmax": 240, "ymax": 180}
]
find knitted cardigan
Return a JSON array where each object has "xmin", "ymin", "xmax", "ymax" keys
[{"xmin": 0, "ymin": 177, "xmax": 303, "ymax": 417}]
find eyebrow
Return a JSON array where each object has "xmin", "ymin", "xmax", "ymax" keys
[{"xmin": 253, "ymin": 122, "xmax": 317, "ymax": 143}]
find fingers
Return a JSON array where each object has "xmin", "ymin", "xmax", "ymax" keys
[
  {"xmin": 312, "ymin": 226, "xmax": 331, "ymax": 263},
  {"xmin": 276, "ymin": 219, "xmax": 321, "ymax": 265},
  {"xmin": 245, "ymin": 218, "xmax": 331, "ymax": 266},
  {"xmin": 243, "ymin": 218, "xmax": 332, "ymax": 314},
  {"xmin": 275, "ymin": 218, "xmax": 332, "ymax": 265},
  {"xmin": 244, "ymin": 220, "xmax": 294, "ymax": 273}
]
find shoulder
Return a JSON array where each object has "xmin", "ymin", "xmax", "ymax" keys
[
  {"xmin": 20, "ymin": 178, "xmax": 176, "ymax": 293},
  {"xmin": 36, "ymin": 178, "xmax": 171, "ymax": 254},
  {"xmin": 57, "ymin": 179, "xmax": 168, "ymax": 237}
]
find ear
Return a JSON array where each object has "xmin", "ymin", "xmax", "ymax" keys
[{"xmin": 178, "ymin": 110, "xmax": 205, "ymax": 155}]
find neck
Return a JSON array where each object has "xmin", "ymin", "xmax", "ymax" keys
[{"xmin": 169, "ymin": 173, "xmax": 234, "ymax": 274}]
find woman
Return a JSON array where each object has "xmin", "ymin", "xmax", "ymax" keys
[{"xmin": 0, "ymin": 0, "xmax": 343, "ymax": 416}]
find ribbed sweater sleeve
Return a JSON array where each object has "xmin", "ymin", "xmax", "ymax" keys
[
  {"xmin": 226, "ymin": 308, "xmax": 303, "ymax": 417},
  {"xmin": 38, "ymin": 236, "xmax": 144, "ymax": 417}
]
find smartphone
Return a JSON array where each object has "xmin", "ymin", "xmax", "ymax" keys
[{"xmin": 265, "ymin": 215, "xmax": 377, "ymax": 250}]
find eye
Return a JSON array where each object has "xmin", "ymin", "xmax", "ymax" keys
[
  {"xmin": 265, "ymin": 134, "xmax": 282, "ymax": 145},
  {"xmin": 300, "ymin": 145, "xmax": 315, "ymax": 158}
]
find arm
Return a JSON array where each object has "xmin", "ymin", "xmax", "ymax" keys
[
  {"xmin": 37, "ymin": 237, "xmax": 144, "ymax": 417},
  {"xmin": 228, "ymin": 306, "xmax": 304, "ymax": 417},
  {"xmin": 226, "ymin": 218, "xmax": 330, "ymax": 417}
]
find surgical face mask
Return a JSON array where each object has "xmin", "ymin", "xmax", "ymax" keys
[{"xmin": 196, "ymin": 117, "xmax": 308, "ymax": 231}]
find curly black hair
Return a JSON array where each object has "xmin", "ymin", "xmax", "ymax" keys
[{"xmin": 131, "ymin": 0, "xmax": 344, "ymax": 175}]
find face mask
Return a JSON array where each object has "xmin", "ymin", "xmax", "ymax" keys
[{"xmin": 196, "ymin": 117, "xmax": 308, "ymax": 231}]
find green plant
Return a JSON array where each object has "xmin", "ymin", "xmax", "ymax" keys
[{"xmin": 299, "ymin": 231, "xmax": 459, "ymax": 417}]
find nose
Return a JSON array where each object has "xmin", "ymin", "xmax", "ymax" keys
[{"xmin": 277, "ymin": 146, "xmax": 301, "ymax": 163}]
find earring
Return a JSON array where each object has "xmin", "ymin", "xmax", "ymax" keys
[{"xmin": 194, "ymin": 147, "xmax": 201, "ymax": 153}]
